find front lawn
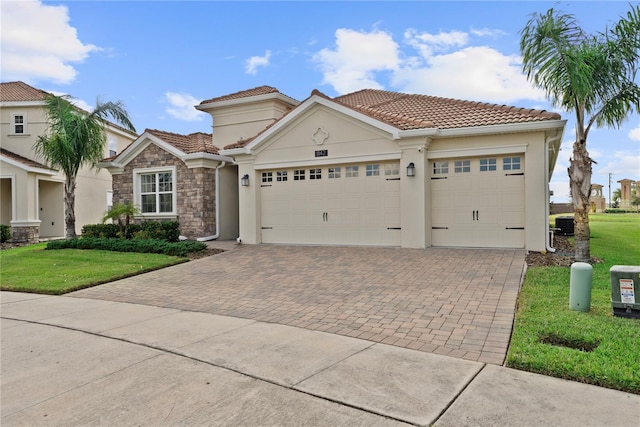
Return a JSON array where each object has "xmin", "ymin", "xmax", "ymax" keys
[
  {"xmin": 0, "ymin": 243, "xmax": 189, "ymax": 294},
  {"xmin": 507, "ymin": 213, "xmax": 640, "ymax": 394}
]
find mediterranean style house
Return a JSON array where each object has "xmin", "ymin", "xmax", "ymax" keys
[
  {"xmin": 617, "ymin": 178, "xmax": 640, "ymax": 209},
  {"xmin": 98, "ymin": 129, "xmax": 238, "ymax": 240},
  {"xmin": 0, "ymin": 81, "xmax": 137, "ymax": 242},
  {"xmin": 195, "ymin": 86, "xmax": 566, "ymax": 252}
]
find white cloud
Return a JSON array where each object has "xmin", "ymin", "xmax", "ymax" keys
[
  {"xmin": 313, "ymin": 26, "xmax": 544, "ymax": 103},
  {"xmin": 165, "ymin": 92, "xmax": 205, "ymax": 122},
  {"xmin": 598, "ymin": 150, "xmax": 640, "ymax": 179},
  {"xmin": 0, "ymin": 0, "xmax": 98, "ymax": 84},
  {"xmin": 550, "ymin": 180, "xmax": 571, "ymax": 203},
  {"xmin": 313, "ymin": 28, "xmax": 400, "ymax": 94},
  {"xmin": 470, "ymin": 27, "xmax": 507, "ymax": 38},
  {"xmin": 629, "ymin": 125, "xmax": 640, "ymax": 141},
  {"xmin": 245, "ymin": 50, "xmax": 272, "ymax": 75}
]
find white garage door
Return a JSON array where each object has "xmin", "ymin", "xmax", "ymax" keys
[
  {"xmin": 260, "ymin": 161, "xmax": 401, "ymax": 246},
  {"xmin": 431, "ymin": 155, "xmax": 525, "ymax": 248}
]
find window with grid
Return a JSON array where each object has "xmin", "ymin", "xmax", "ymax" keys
[
  {"xmin": 262, "ymin": 172, "xmax": 273, "ymax": 183},
  {"xmin": 480, "ymin": 158, "xmax": 497, "ymax": 172},
  {"xmin": 12, "ymin": 114, "xmax": 25, "ymax": 134},
  {"xmin": 433, "ymin": 161, "xmax": 449, "ymax": 175},
  {"xmin": 309, "ymin": 168, "xmax": 322, "ymax": 180},
  {"xmin": 366, "ymin": 164, "xmax": 380, "ymax": 176},
  {"xmin": 454, "ymin": 160, "xmax": 471, "ymax": 173},
  {"xmin": 294, "ymin": 169, "xmax": 305, "ymax": 181},
  {"xmin": 503, "ymin": 157, "xmax": 521, "ymax": 171},
  {"xmin": 328, "ymin": 167, "xmax": 341, "ymax": 179},
  {"xmin": 276, "ymin": 171, "xmax": 288, "ymax": 182},
  {"xmin": 140, "ymin": 171, "xmax": 174, "ymax": 213},
  {"xmin": 384, "ymin": 163, "xmax": 399, "ymax": 176},
  {"xmin": 345, "ymin": 165, "xmax": 359, "ymax": 177}
]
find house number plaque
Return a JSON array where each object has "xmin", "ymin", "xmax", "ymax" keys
[{"xmin": 315, "ymin": 150, "xmax": 328, "ymax": 157}]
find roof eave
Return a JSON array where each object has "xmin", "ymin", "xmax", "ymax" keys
[
  {"xmin": 196, "ymin": 92, "xmax": 300, "ymax": 112},
  {"xmin": 437, "ymin": 119, "xmax": 567, "ymax": 138}
]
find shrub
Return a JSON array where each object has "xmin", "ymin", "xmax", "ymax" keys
[
  {"xmin": 46, "ymin": 237, "xmax": 206, "ymax": 257},
  {"xmin": 604, "ymin": 209, "xmax": 640, "ymax": 214},
  {"xmin": 0, "ymin": 225, "xmax": 11, "ymax": 243},
  {"xmin": 81, "ymin": 221, "xmax": 180, "ymax": 241}
]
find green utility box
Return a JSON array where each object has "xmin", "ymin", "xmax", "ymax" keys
[{"xmin": 610, "ymin": 265, "xmax": 640, "ymax": 319}]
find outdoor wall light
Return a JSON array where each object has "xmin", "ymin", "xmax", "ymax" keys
[
  {"xmin": 241, "ymin": 174, "xmax": 250, "ymax": 187},
  {"xmin": 406, "ymin": 162, "xmax": 416, "ymax": 177}
]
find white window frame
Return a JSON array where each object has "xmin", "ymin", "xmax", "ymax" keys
[
  {"xmin": 365, "ymin": 164, "xmax": 380, "ymax": 176},
  {"xmin": 11, "ymin": 112, "xmax": 27, "ymax": 135},
  {"xmin": 384, "ymin": 163, "xmax": 399, "ymax": 176},
  {"xmin": 433, "ymin": 161, "xmax": 449, "ymax": 175},
  {"xmin": 480, "ymin": 158, "xmax": 497, "ymax": 172},
  {"xmin": 276, "ymin": 171, "xmax": 288, "ymax": 182},
  {"xmin": 454, "ymin": 160, "xmax": 471, "ymax": 173},
  {"xmin": 328, "ymin": 167, "xmax": 341, "ymax": 179},
  {"xmin": 133, "ymin": 166, "xmax": 177, "ymax": 217},
  {"xmin": 345, "ymin": 165, "xmax": 359, "ymax": 178}
]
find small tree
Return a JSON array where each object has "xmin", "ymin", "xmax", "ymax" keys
[
  {"xmin": 520, "ymin": 6, "xmax": 640, "ymax": 261},
  {"xmin": 34, "ymin": 94, "xmax": 136, "ymax": 239},
  {"xmin": 102, "ymin": 202, "xmax": 140, "ymax": 238}
]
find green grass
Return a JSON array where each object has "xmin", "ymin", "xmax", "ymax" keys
[
  {"xmin": 508, "ymin": 213, "xmax": 640, "ymax": 394},
  {"xmin": 0, "ymin": 243, "xmax": 188, "ymax": 294}
]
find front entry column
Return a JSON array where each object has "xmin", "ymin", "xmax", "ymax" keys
[{"xmin": 399, "ymin": 139, "xmax": 430, "ymax": 248}]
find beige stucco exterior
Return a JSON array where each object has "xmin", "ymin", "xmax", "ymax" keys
[
  {"xmin": 0, "ymin": 99, "xmax": 136, "ymax": 241},
  {"xmin": 218, "ymin": 94, "xmax": 565, "ymax": 251}
]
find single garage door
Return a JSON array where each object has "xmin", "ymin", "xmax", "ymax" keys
[
  {"xmin": 260, "ymin": 161, "xmax": 401, "ymax": 246},
  {"xmin": 431, "ymin": 155, "xmax": 525, "ymax": 248}
]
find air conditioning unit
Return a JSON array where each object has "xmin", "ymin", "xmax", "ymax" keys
[{"xmin": 555, "ymin": 216, "xmax": 574, "ymax": 236}]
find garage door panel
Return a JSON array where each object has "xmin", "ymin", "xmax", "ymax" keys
[
  {"xmin": 431, "ymin": 155, "xmax": 525, "ymax": 248},
  {"xmin": 261, "ymin": 162, "xmax": 400, "ymax": 246}
]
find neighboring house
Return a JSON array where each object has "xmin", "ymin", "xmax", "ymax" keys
[
  {"xmin": 197, "ymin": 86, "xmax": 566, "ymax": 251},
  {"xmin": 617, "ymin": 178, "xmax": 639, "ymax": 209},
  {"xmin": 0, "ymin": 81, "xmax": 137, "ymax": 243},
  {"xmin": 98, "ymin": 129, "xmax": 238, "ymax": 240}
]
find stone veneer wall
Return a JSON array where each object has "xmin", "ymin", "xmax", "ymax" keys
[
  {"xmin": 112, "ymin": 144, "xmax": 216, "ymax": 239},
  {"xmin": 11, "ymin": 225, "xmax": 39, "ymax": 244}
]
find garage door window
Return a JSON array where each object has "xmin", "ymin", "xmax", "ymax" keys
[
  {"xmin": 480, "ymin": 158, "xmax": 497, "ymax": 172},
  {"xmin": 454, "ymin": 160, "xmax": 471, "ymax": 173},
  {"xmin": 385, "ymin": 163, "xmax": 399, "ymax": 176},
  {"xmin": 277, "ymin": 171, "xmax": 288, "ymax": 181},
  {"xmin": 346, "ymin": 166, "xmax": 359, "ymax": 177},
  {"xmin": 366, "ymin": 164, "xmax": 380, "ymax": 176},
  {"xmin": 503, "ymin": 157, "xmax": 521, "ymax": 170},
  {"xmin": 294, "ymin": 170, "xmax": 305, "ymax": 181},
  {"xmin": 328, "ymin": 167, "xmax": 341, "ymax": 178},
  {"xmin": 310, "ymin": 169, "xmax": 322, "ymax": 180},
  {"xmin": 262, "ymin": 172, "xmax": 273, "ymax": 183},
  {"xmin": 433, "ymin": 161, "xmax": 449, "ymax": 175}
]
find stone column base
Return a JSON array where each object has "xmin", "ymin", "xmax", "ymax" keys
[{"xmin": 11, "ymin": 225, "xmax": 40, "ymax": 244}]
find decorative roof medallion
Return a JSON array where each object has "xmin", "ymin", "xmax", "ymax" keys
[{"xmin": 312, "ymin": 127, "xmax": 329, "ymax": 145}]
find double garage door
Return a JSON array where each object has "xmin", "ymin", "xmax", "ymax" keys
[
  {"xmin": 431, "ymin": 155, "xmax": 525, "ymax": 248},
  {"xmin": 259, "ymin": 155, "xmax": 525, "ymax": 248},
  {"xmin": 260, "ymin": 161, "xmax": 401, "ymax": 246}
]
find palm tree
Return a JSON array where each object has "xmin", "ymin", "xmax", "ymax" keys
[
  {"xmin": 520, "ymin": 6, "xmax": 640, "ymax": 262},
  {"xmin": 34, "ymin": 94, "xmax": 136, "ymax": 239},
  {"xmin": 612, "ymin": 188, "xmax": 622, "ymax": 208}
]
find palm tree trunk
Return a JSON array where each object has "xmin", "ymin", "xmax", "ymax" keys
[
  {"xmin": 569, "ymin": 140, "xmax": 592, "ymax": 262},
  {"xmin": 64, "ymin": 176, "xmax": 77, "ymax": 239}
]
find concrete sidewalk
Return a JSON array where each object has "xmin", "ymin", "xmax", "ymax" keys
[{"xmin": 2, "ymin": 292, "xmax": 638, "ymax": 426}]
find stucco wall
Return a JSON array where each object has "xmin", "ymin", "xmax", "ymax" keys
[{"xmin": 112, "ymin": 143, "xmax": 216, "ymax": 239}]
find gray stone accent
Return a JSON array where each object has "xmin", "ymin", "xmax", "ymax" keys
[
  {"xmin": 11, "ymin": 225, "xmax": 39, "ymax": 244},
  {"xmin": 112, "ymin": 144, "xmax": 216, "ymax": 239}
]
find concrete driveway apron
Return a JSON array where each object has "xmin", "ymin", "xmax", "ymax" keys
[{"xmin": 70, "ymin": 245, "xmax": 525, "ymax": 365}]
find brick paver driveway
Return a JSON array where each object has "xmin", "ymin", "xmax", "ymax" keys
[{"xmin": 71, "ymin": 245, "xmax": 525, "ymax": 365}]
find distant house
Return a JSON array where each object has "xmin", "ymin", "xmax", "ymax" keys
[
  {"xmin": 590, "ymin": 184, "xmax": 606, "ymax": 212},
  {"xmin": 98, "ymin": 129, "xmax": 238, "ymax": 240},
  {"xmin": 194, "ymin": 86, "xmax": 566, "ymax": 251},
  {"xmin": 0, "ymin": 81, "xmax": 137, "ymax": 243}
]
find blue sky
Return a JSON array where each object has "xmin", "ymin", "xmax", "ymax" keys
[{"xmin": 2, "ymin": 0, "xmax": 639, "ymax": 203}]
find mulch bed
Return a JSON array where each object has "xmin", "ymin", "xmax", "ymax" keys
[{"xmin": 525, "ymin": 234, "xmax": 601, "ymax": 267}]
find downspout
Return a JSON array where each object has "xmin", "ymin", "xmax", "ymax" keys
[
  {"xmin": 545, "ymin": 135, "xmax": 562, "ymax": 253},
  {"xmin": 197, "ymin": 161, "xmax": 225, "ymax": 242}
]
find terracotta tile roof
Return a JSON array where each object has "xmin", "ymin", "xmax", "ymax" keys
[
  {"xmin": 199, "ymin": 85, "xmax": 280, "ymax": 105},
  {"xmin": 0, "ymin": 148, "xmax": 56, "ymax": 171},
  {"xmin": 334, "ymin": 89, "xmax": 561, "ymax": 130},
  {"xmin": 0, "ymin": 81, "xmax": 49, "ymax": 102},
  {"xmin": 222, "ymin": 87, "xmax": 561, "ymax": 150},
  {"xmin": 146, "ymin": 129, "xmax": 219, "ymax": 155}
]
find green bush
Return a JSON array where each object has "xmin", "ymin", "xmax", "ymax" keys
[
  {"xmin": 0, "ymin": 225, "xmax": 11, "ymax": 243},
  {"xmin": 46, "ymin": 237, "xmax": 206, "ymax": 257},
  {"xmin": 82, "ymin": 221, "xmax": 180, "ymax": 242},
  {"xmin": 604, "ymin": 209, "xmax": 639, "ymax": 214}
]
